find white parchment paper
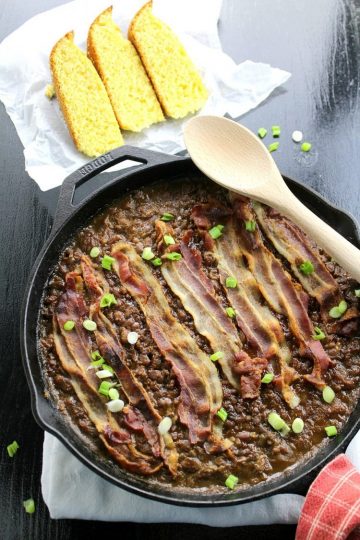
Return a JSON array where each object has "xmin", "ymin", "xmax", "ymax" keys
[{"xmin": 0, "ymin": 0, "xmax": 291, "ymax": 191}]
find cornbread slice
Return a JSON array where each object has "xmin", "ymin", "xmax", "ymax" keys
[
  {"xmin": 128, "ymin": 2, "xmax": 208, "ymax": 119},
  {"xmin": 50, "ymin": 31, "xmax": 123, "ymax": 157},
  {"xmin": 88, "ymin": 7, "xmax": 164, "ymax": 132}
]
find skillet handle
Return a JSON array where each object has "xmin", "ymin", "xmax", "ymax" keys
[{"xmin": 52, "ymin": 145, "xmax": 183, "ymax": 235}]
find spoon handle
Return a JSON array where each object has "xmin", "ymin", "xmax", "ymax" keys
[{"xmin": 277, "ymin": 191, "xmax": 360, "ymax": 283}]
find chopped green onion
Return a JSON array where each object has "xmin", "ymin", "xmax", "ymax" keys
[
  {"xmin": 258, "ymin": 127, "xmax": 267, "ymax": 139},
  {"xmin": 101, "ymin": 255, "xmax": 115, "ymax": 271},
  {"xmin": 325, "ymin": 425, "xmax": 337, "ymax": 437},
  {"xmin": 91, "ymin": 357, "xmax": 105, "ymax": 367},
  {"xmin": 152, "ymin": 257, "xmax": 162, "ymax": 267},
  {"xmin": 23, "ymin": 498, "xmax": 35, "ymax": 514},
  {"xmin": 90, "ymin": 246, "xmax": 100, "ymax": 258},
  {"xmin": 160, "ymin": 213, "xmax": 174, "ymax": 222},
  {"xmin": 158, "ymin": 417, "xmax": 172, "ymax": 435},
  {"xmin": 292, "ymin": 130, "xmax": 303, "ymax": 143},
  {"xmin": 280, "ymin": 424, "xmax": 291, "ymax": 437},
  {"xmin": 225, "ymin": 474, "xmax": 238, "ymax": 490},
  {"xmin": 268, "ymin": 411, "xmax": 287, "ymax": 431},
  {"xmin": 209, "ymin": 225, "xmax": 223, "ymax": 239},
  {"xmin": 98, "ymin": 381, "xmax": 116, "ymax": 397},
  {"xmin": 83, "ymin": 319, "xmax": 97, "ymax": 331},
  {"xmin": 355, "ymin": 289, "xmax": 360, "ymax": 297},
  {"xmin": 301, "ymin": 142, "xmax": 312, "ymax": 152},
  {"xmin": 127, "ymin": 331, "xmax": 139, "ymax": 345},
  {"xmin": 106, "ymin": 399, "xmax": 125, "ymax": 413},
  {"xmin": 322, "ymin": 386, "xmax": 335, "ymax": 404},
  {"xmin": 225, "ymin": 276, "xmax": 237, "ymax": 288},
  {"xmin": 312, "ymin": 326, "xmax": 326, "ymax": 340},
  {"xmin": 329, "ymin": 300, "xmax": 347, "ymax": 319},
  {"xmin": 226, "ymin": 307, "xmax": 236, "ymax": 318},
  {"xmin": 245, "ymin": 220, "xmax": 256, "ymax": 232},
  {"xmin": 100, "ymin": 293, "xmax": 117, "ymax": 309},
  {"xmin": 142, "ymin": 247, "xmax": 155, "ymax": 260},
  {"xmin": 7, "ymin": 441, "xmax": 19, "ymax": 458},
  {"xmin": 91, "ymin": 350, "xmax": 102, "ymax": 361},
  {"xmin": 63, "ymin": 320, "xmax": 75, "ymax": 331},
  {"xmin": 292, "ymin": 418, "xmax": 304, "ymax": 434},
  {"xmin": 102, "ymin": 364, "xmax": 114, "ymax": 374},
  {"xmin": 338, "ymin": 300, "xmax": 348, "ymax": 314},
  {"xmin": 261, "ymin": 373, "xmax": 274, "ymax": 384},
  {"xmin": 164, "ymin": 234, "xmax": 175, "ymax": 246},
  {"xmin": 165, "ymin": 252, "xmax": 182, "ymax": 261},
  {"xmin": 210, "ymin": 351, "xmax": 224, "ymax": 362},
  {"xmin": 272, "ymin": 125, "xmax": 281, "ymax": 138},
  {"xmin": 108, "ymin": 388, "xmax": 120, "ymax": 400},
  {"xmin": 217, "ymin": 407, "xmax": 228, "ymax": 422},
  {"xmin": 268, "ymin": 142, "xmax": 279, "ymax": 153},
  {"xmin": 299, "ymin": 260, "xmax": 314, "ymax": 274},
  {"xmin": 96, "ymin": 369, "xmax": 114, "ymax": 379}
]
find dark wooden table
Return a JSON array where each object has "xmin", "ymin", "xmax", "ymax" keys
[{"xmin": 1, "ymin": 0, "xmax": 359, "ymax": 538}]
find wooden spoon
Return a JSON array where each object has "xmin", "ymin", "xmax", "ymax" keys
[{"xmin": 183, "ymin": 115, "xmax": 360, "ymax": 282}]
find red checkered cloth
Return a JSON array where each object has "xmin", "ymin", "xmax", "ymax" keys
[{"xmin": 296, "ymin": 454, "xmax": 360, "ymax": 540}]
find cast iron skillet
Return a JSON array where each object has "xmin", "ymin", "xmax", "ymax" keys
[{"xmin": 21, "ymin": 145, "xmax": 360, "ymax": 507}]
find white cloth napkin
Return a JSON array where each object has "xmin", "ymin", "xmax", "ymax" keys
[
  {"xmin": 41, "ymin": 430, "xmax": 360, "ymax": 523},
  {"xmin": 0, "ymin": 0, "xmax": 291, "ymax": 191}
]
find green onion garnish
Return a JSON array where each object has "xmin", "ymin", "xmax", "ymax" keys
[
  {"xmin": 108, "ymin": 388, "xmax": 120, "ymax": 401},
  {"xmin": 261, "ymin": 373, "xmax": 274, "ymax": 384},
  {"xmin": 268, "ymin": 142, "xmax": 279, "ymax": 153},
  {"xmin": 217, "ymin": 407, "xmax": 228, "ymax": 422},
  {"xmin": 312, "ymin": 326, "xmax": 326, "ymax": 340},
  {"xmin": 322, "ymin": 386, "xmax": 335, "ymax": 404},
  {"xmin": 355, "ymin": 289, "xmax": 360, "ymax": 297},
  {"xmin": 101, "ymin": 364, "xmax": 114, "ymax": 374},
  {"xmin": 90, "ymin": 246, "xmax": 100, "ymax": 258},
  {"xmin": 83, "ymin": 319, "xmax": 97, "ymax": 331},
  {"xmin": 23, "ymin": 498, "xmax": 35, "ymax": 514},
  {"xmin": 142, "ymin": 247, "xmax": 155, "ymax": 261},
  {"xmin": 165, "ymin": 252, "xmax": 182, "ymax": 261},
  {"xmin": 225, "ymin": 307, "xmax": 236, "ymax": 318},
  {"xmin": 152, "ymin": 258, "xmax": 162, "ymax": 267},
  {"xmin": 91, "ymin": 350, "xmax": 102, "ymax": 360},
  {"xmin": 225, "ymin": 474, "xmax": 239, "ymax": 490},
  {"xmin": 268, "ymin": 412, "xmax": 289, "ymax": 434},
  {"xmin": 225, "ymin": 276, "xmax": 237, "ymax": 288},
  {"xmin": 101, "ymin": 255, "xmax": 115, "ymax": 271},
  {"xmin": 7, "ymin": 440, "xmax": 19, "ymax": 458},
  {"xmin": 100, "ymin": 293, "xmax": 117, "ymax": 309},
  {"xmin": 160, "ymin": 213, "xmax": 174, "ymax": 222},
  {"xmin": 244, "ymin": 220, "xmax": 256, "ymax": 232},
  {"xmin": 209, "ymin": 225, "xmax": 223, "ymax": 239},
  {"xmin": 299, "ymin": 260, "xmax": 314, "ymax": 274},
  {"xmin": 210, "ymin": 351, "xmax": 224, "ymax": 362},
  {"xmin": 292, "ymin": 418, "xmax": 304, "ymax": 434},
  {"xmin": 164, "ymin": 234, "xmax": 175, "ymax": 246},
  {"xmin": 258, "ymin": 127, "xmax": 267, "ymax": 139},
  {"xmin": 301, "ymin": 142, "xmax": 312, "ymax": 152},
  {"xmin": 63, "ymin": 320, "xmax": 75, "ymax": 331},
  {"xmin": 91, "ymin": 357, "xmax": 105, "ymax": 367},
  {"xmin": 98, "ymin": 381, "xmax": 116, "ymax": 397},
  {"xmin": 272, "ymin": 125, "xmax": 281, "ymax": 138},
  {"xmin": 329, "ymin": 300, "xmax": 348, "ymax": 319},
  {"xmin": 325, "ymin": 425, "xmax": 337, "ymax": 437}
]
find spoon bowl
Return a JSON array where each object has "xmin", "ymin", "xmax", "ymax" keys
[{"xmin": 183, "ymin": 115, "xmax": 360, "ymax": 281}]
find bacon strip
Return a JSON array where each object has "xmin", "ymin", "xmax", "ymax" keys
[
  {"xmin": 80, "ymin": 256, "xmax": 178, "ymax": 474},
  {"xmin": 111, "ymin": 242, "xmax": 223, "ymax": 444},
  {"xmin": 191, "ymin": 205, "xmax": 299, "ymax": 408},
  {"xmin": 231, "ymin": 196, "xmax": 332, "ymax": 389},
  {"xmin": 253, "ymin": 202, "xmax": 340, "ymax": 314},
  {"xmin": 156, "ymin": 221, "xmax": 274, "ymax": 401},
  {"xmin": 53, "ymin": 302, "xmax": 161, "ymax": 474}
]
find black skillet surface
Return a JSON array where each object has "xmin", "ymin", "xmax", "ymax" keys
[{"xmin": 21, "ymin": 145, "xmax": 360, "ymax": 507}]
